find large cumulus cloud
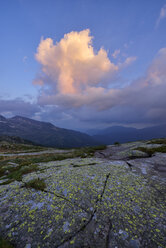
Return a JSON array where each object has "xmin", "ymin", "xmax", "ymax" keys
[
  {"xmin": 34, "ymin": 29, "xmax": 118, "ymax": 94},
  {"xmin": 34, "ymin": 29, "xmax": 136, "ymax": 106}
]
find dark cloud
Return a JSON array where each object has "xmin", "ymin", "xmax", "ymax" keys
[{"xmin": 0, "ymin": 98, "xmax": 40, "ymax": 118}]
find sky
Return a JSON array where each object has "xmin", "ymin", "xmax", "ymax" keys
[{"xmin": 0, "ymin": 0, "xmax": 166, "ymax": 130}]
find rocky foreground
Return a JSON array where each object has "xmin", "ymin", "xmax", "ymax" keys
[{"xmin": 0, "ymin": 141, "xmax": 166, "ymax": 248}]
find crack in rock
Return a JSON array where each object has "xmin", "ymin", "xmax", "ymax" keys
[
  {"xmin": 55, "ymin": 173, "xmax": 111, "ymax": 248},
  {"xmin": 22, "ymin": 182, "xmax": 90, "ymax": 214}
]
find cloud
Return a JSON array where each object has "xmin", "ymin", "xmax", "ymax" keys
[
  {"xmin": 33, "ymin": 30, "xmax": 166, "ymax": 128},
  {"xmin": 0, "ymin": 98, "xmax": 40, "ymax": 118},
  {"xmin": 118, "ymin": 56, "xmax": 137, "ymax": 69},
  {"xmin": 35, "ymin": 29, "xmax": 118, "ymax": 94},
  {"xmin": 36, "ymin": 46, "xmax": 166, "ymax": 127},
  {"xmin": 35, "ymin": 29, "xmax": 136, "ymax": 106},
  {"xmin": 146, "ymin": 48, "xmax": 166, "ymax": 85},
  {"xmin": 35, "ymin": 29, "xmax": 135, "ymax": 95},
  {"xmin": 1, "ymin": 44, "xmax": 165, "ymax": 130},
  {"xmin": 112, "ymin": 49, "xmax": 120, "ymax": 59},
  {"xmin": 23, "ymin": 56, "xmax": 28, "ymax": 63},
  {"xmin": 155, "ymin": 4, "xmax": 166, "ymax": 28}
]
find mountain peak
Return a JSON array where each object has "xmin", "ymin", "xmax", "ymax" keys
[
  {"xmin": 0, "ymin": 115, "xmax": 7, "ymax": 121},
  {"xmin": 10, "ymin": 115, "xmax": 29, "ymax": 120}
]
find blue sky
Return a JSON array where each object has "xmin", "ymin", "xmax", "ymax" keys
[{"xmin": 0, "ymin": 0, "xmax": 166, "ymax": 130}]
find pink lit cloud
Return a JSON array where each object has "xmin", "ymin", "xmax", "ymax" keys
[
  {"xmin": 34, "ymin": 29, "xmax": 118, "ymax": 94},
  {"xmin": 34, "ymin": 29, "xmax": 136, "ymax": 95}
]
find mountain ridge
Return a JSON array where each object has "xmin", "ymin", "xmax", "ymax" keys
[
  {"xmin": 92, "ymin": 124, "xmax": 166, "ymax": 144},
  {"xmin": 0, "ymin": 115, "xmax": 99, "ymax": 148}
]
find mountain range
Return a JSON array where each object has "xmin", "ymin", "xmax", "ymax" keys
[
  {"xmin": 0, "ymin": 115, "xmax": 98, "ymax": 148},
  {"xmin": 92, "ymin": 125, "xmax": 166, "ymax": 144},
  {"xmin": 0, "ymin": 115, "xmax": 166, "ymax": 147}
]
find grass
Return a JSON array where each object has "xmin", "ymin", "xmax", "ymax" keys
[
  {"xmin": 0, "ymin": 145, "xmax": 107, "ymax": 185},
  {"xmin": 25, "ymin": 178, "xmax": 46, "ymax": 191},
  {"xmin": 0, "ymin": 143, "xmax": 45, "ymax": 153},
  {"xmin": 114, "ymin": 141, "xmax": 120, "ymax": 146},
  {"xmin": 0, "ymin": 237, "xmax": 14, "ymax": 248},
  {"xmin": 74, "ymin": 145, "xmax": 107, "ymax": 158},
  {"xmin": 73, "ymin": 162, "xmax": 96, "ymax": 168},
  {"xmin": 136, "ymin": 145, "xmax": 166, "ymax": 156},
  {"xmin": 1, "ymin": 145, "xmax": 107, "ymax": 165},
  {"xmin": 0, "ymin": 179, "xmax": 13, "ymax": 186},
  {"xmin": 148, "ymin": 138, "xmax": 166, "ymax": 145},
  {"xmin": 7, "ymin": 164, "xmax": 39, "ymax": 181},
  {"xmin": 0, "ymin": 163, "xmax": 39, "ymax": 184}
]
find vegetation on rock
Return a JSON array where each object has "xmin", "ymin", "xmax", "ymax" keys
[
  {"xmin": 25, "ymin": 178, "xmax": 46, "ymax": 191},
  {"xmin": 136, "ymin": 145, "xmax": 166, "ymax": 156}
]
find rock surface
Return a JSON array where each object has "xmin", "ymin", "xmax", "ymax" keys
[{"xmin": 0, "ymin": 141, "xmax": 166, "ymax": 247}]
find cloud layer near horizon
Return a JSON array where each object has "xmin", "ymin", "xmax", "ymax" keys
[{"xmin": 0, "ymin": 98, "xmax": 40, "ymax": 118}]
